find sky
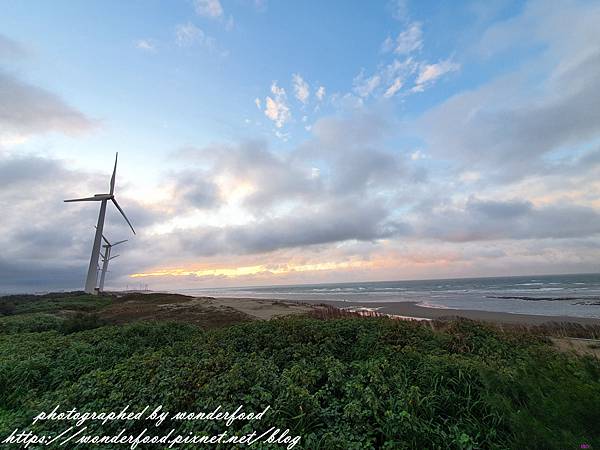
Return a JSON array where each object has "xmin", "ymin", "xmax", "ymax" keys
[{"xmin": 1, "ymin": 0, "xmax": 600, "ymax": 293}]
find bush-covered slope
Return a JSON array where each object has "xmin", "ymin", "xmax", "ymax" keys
[{"xmin": 1, "ymin": 315, "xmax": 599, "ymax": 449}]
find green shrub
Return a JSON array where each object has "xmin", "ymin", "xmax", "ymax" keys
[
  {"xmin": 0, "ymin": 317, "xmax": 598, "ymax": 449},
  {"xmin": 0, "ymin": 292, "xmax": 112, "ymax": 315},
  {"xmin": 0, "ymin": 313, "xmax": 64, "ymax": 334},
  {"xmin": 0, "ymin": 301, "xmax": 16, "ymax": 316},
  {"xmin": 60, "ymin": 312, "xmax": 108, "ymax": 334}
]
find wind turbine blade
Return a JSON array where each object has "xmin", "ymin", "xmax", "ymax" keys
[
  {"xmin": 110, "ymin": 152, "xmax": 118, "ymax": 195},
  {"xmin": 111, "ymin": 198, "xmax": 135, "ymax": 234},
  {"xmin": 113, "ymin": 239, "xmax": 128, "ymax": 247},
  {"xmin": 64, "ymin": 196, "xmax": 101, "ymax": 202},
  {"xmin": 93, "ymin": 226, "xmax": 111, "ymax": 245}
]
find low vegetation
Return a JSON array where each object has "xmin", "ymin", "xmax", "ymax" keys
[{"xmin": 0, "ymin": 293, "xmax": 599, "ymax": 449}]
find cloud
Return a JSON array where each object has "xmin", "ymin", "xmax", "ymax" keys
[
  {"xmin": 417, "ymin": 197, "xmax": 600, "ymax": 242},
  {"xmin": 418, "ymin": 49, "xmax": 600, "ymax": 179},
  {"xmin": 384, "ymin": 22, "xmax": 423, "ymax": 55},
  {"xmin": 176, "ymin": 139, "xmax": 320, "ymax": 211},
  {"xmin": 366, "ymin": 9, "xmax": 459, "ymax": 100},
  {"xmin": 302, "ymin": 112, "xmax": 415, "ymax": 195},
  {"xmin": 0, "ymin": 155, "xmax": 75, "ymax": 189},
  {"xmin": 310, "ymin": 112, "xmax": 389, "ymax": 148},
  {"xmin": 0, "ymin": 33, "xmax": 28, "ymax": 60},
  {"xmin": 353, "ymin": 45, "xmax": 453, "ymax": 100},
  {"xmin": 108, "ymin": 114, "xmax": 414, "ymax": 268},
  {"xmin": 389, "ymin": 0, "xmax": 410, "ymax": 22},
  {"xmin": 174, "ymin": 111, "xmax": 411, "ymax": 218},
  {"xmin": 263, "ymin": 82, "xmax": 291, "ymax": 128},
  {"xmin": 171, "ymin": 171, "xmax": 220, "ymax": 210},
  {"xmin": 228, "ymin": 200, "xmax": 402, "ymax": 252},
  {"xmin": 315, "ymin": 86, "xmax": 326, "ymax": 101},
  {"xmin": 0, "ymin": 70, "xmax": 95, "ymax": 145},
  {"xmin": 0, "ymin": 257, "xmax": 87, "ymax": 293},
  {"xmin": 194, "ymin": 0, "xmax": 224, "ymax": 18},
  {"xmin": 134, "ymin": 39, "xmax": 156, "ymax": 52},
  {"xmin": 383, "ymin": 77, "xmax": 403, "ymax": 98},
  {"xmin": 174, "ymin": 23, "xmax": 223, "ymax": 54},
  {"xmin": 175, "ymin": 23, "xmax": 205, "ymax": 47},
  {"xmin": 353, "ymin": 71, "xmax": 381, "ymax": 98},
  {"xmin": 292, "ymin": 73, "xmax": 310, "ymax": 104},
  {"xmin": 370, "ymin": 57, "xmax": 419, "ymax": 98},
  {"xmin": 413, "ymin": 59, "xmax": 460, "ymax": 91},
  {"xmin": 407, "ymin": 1, "xmax": 600, "ymax": 186},
  {"xmin": 410, "ymin": 150, "xmax": 427, "ymax": 160},
  {"xmin": 170, "ymin": 198, "xmax": 405, "ymax": 256}
]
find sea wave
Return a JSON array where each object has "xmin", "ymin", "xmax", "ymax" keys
[{"xmin": 416, "ymin": 301, "xmax": 452, "ymax": 310}]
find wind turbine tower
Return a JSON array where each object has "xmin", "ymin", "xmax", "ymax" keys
[
  {"xmin": 65, "ymin": 153, "xmax": 135, "ymax": 294},
  {"xmin": 98, "ymin": 234, "xmax": 127, "ymax": 293}
]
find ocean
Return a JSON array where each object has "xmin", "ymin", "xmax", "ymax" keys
[{"xmin": 181, "ymin": 273, "xmax": 600, "ymax": 319}]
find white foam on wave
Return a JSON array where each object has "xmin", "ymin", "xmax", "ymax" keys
[
  {"xmin": 416, "ymin": 301, "xmax": 454, "ymax": 310},
  {"xmin": 389, "ymin": 314, "xmax": 432, "ymax": 321},
  {"xmin": 340, "ymin": 306, "xmax": 382, "ymax": 312}
]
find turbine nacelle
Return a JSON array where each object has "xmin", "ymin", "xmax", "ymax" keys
[{"xmin": 64, "ymin": 153, "xmax": 135, "ymax": 235}]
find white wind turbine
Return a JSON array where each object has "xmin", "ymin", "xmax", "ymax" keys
[
  {"xmin": 98, "ymin": 234, "xmax": 127, "ymax": 293},
  {"xmin": 65, "ymin": 153, "xmax": 135, "ymax": 294}
]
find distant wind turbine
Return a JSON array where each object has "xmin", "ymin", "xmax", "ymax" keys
[
  {"xmin": 98, "ymin": 234, "xmax": 127, "ymax": 293},
  {"xmin": 65, "ymin": 153, "xmax": 135, "ymax": 294}
]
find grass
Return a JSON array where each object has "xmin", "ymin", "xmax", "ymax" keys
[
  {"xmin": 0, "ymin": 293, "xmax": 599, "ymax": 449},
  {"xmin": 309, "ymin": 303, "xmax": 600, "ymax": 339}
]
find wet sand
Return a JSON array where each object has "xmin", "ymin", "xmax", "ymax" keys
[
  {"xmin": 369, "ymin": 301, "xmax": 600, "ymax": 324},
  {"xmin": 215, "ymin": 297, "xmax": 600, "ymax": 325}
]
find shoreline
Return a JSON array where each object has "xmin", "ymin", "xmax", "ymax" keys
[{"xmin": 214, "ymin": 297, "xmax": 600, "ymax": 325}]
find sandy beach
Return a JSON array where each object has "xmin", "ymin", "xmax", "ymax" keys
[
  {"xmin": 199, "ymin": 296, "xmax": 316, "ymax": 320},
  {"xmin": 213, "ymin": 297, "xmax": 600, "ymax": 325},
  {"xmin": 100, "ymin": 292, "xmax": 600, "ymax": 326},
  {"xmin": 95, "ymin": 293, "xmax": 316, "ymax": 327}
]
